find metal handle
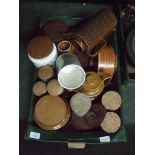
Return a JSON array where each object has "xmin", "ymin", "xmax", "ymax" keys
[{"xmin": 87, "ymin": 39, "xmax": 107, "ymax": 57}]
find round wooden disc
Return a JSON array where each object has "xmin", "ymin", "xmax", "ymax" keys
[
  {"xmin": 71, "ymin": 112, "xmax": 93, "ymax": 130},
  {"xmin": 27, "ymin": 35, "xmax": 53, "ymax": 59},
  {"xmin": 34, "ymin": 95, "xmax": 68, "ymax": 130},
  {"xmin": 34, "ymin": 101, "xmax": 70, "ymax": 130},
  {"xmin": 38, "ymin": 65, "xmax": 54, "ymax": 81},
  {"xmin": 47, "ymin": 79, "xmax": 64, "ymax": 96},
  {"xmin": 101, "ymin": 112, "xmax": 121, "ymax": 133},
  {"xmin": 84, "ymin": 104, "xmax": 106, "ymax": 128},
  {"xmin": 101, "ymin": 91, "xmax": 121, "ymax": 110},
  {"xmin": 70, "ymin": 93, "xmax": 92, "ymax": 117},
  {"xmin": 32, "ymin": 81, "xmax": 46, "ymax": 96},
  {"xmin": 43, "ymin": 20, "xmax": 70, "ymax": 42}
]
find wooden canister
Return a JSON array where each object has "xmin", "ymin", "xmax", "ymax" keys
[
  {"xmin": 38, "ymin": 65, "xmax": 54, "ymax": 81},
  {"xmin": 47, "ymin": 79, "xmax": 64, "ymax": 96},
  {"xmin": 27, "ymin": 36, "xmax": 58, "ymax": 68},
  {"xmin": 32, "ymin": 81, "xmax": 46, "ymax": 96}
]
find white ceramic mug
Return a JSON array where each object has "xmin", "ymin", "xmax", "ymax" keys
[
  {"xmin": 56, "ymin": 53, "xmax": 86, "ymax": 90},
  {"xmin": 28, "ymin": 43, "xmax": 57, "ymax": 68}
]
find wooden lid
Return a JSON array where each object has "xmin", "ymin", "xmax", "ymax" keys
[
  {"xmin": 47, "ymin": 79, "xmax": 64, "ymax": 96},
  {"xmin": 27, "ymin": 36, "xmax": 53, "ymax": 59},
  {"xmin": 101, "ymin": 91, "xmax": 121, "ymax": 110},
  {"xmin": 38, "ymin": 65, "xmax": 54, "ymax": 81},
  {"xmin": 32, "ymin": 81, "xmax": 46, "ymax": 96},
  {"xmin": 71, "ymin": 112, "xmax": 93, "ymax": 130},
  {"xmin": 70, "ymin": 93, "xmax": 92, "ymax": 117},
  {"xmin": 34, "ymin": 95, "xmax": 68, "ymax": 130},
  {"xmin": 101, "ymin": 112, "xmax": 121, "ymax": 133},
  {"xmin": 43, "ymin": 20, "xmax": 70, "ymax": 42},
  {"xmin": 84, "ymin": 104, "xmax": 106, "ymax": 128}
]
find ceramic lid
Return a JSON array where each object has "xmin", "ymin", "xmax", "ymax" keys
[
  {"xmin": 32, "ymin": 81, "xmax": 46, "ymax": 96},
  {"xmin": 38, "ymin": 65, "xmax": 54, "ymax": 81},
  {"xmin": 34, "ymin": 95, "xmax": 68, "ymax": 130},
  {"xmin": 47, "ymin": 79, "xmax": 64, "ymax": 96},
  {"xmin": 27, "ymin": 36, "xmax": 53, "ymax": 59}
]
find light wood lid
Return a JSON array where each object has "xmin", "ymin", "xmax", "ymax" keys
[
  {"xmin": 34, "ymin": 95, "xmax": 67, "ymax": 129},
  {"xmin": 101, "ymin": 91, "xmax": 121, "ymax": 110},
  {"xmin": 101, "ymin": 112, "xmax": 121, "ymax": 133},
  {"xmin": 47, "ymin": 79, "xmax": 64, "ymax": 96},
  {"xmin": 38, "ymin": 65, "xmax": 54, "ymax": 81},
  {"xmin": 27, "ymin": 36, "xmax": 53, "ymax": 59},
  {"xmin": 32, "ymin": 81, "xmax": 46, "ymax": 96}
]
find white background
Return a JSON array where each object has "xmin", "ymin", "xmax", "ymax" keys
[{"xmin": 0, "ymin": 0, "xmax": 155, "ymax": 154}]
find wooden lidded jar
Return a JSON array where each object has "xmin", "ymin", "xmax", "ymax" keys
[{"xmin": 27, "ymin": 36, "xmax": 58, "ymax": 68}]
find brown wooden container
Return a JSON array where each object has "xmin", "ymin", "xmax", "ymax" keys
[
  {"xmin": 38, "ymin": 65, "xmax": 54, "ymax": 81},
  {"xmin": 47, "ymin": 79, "xmax": 64, "ymax": 96},
  {"xmin": 32, "ymin": 81, "xmax": 47, "ymax": 96}
]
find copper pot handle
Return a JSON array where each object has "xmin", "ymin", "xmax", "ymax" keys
[{"xmin": 87, "ymin": 39, "xmax": 107, "ymax": 57}]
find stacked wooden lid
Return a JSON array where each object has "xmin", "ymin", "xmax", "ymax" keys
[{"xmin": 34, "ymin": 95, "xmax": 70, "ymax": 130}]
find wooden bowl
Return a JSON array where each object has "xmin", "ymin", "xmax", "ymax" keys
[{"xmin": 98, "ymin": 46, "xmax": 117, "ymax": 81}]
